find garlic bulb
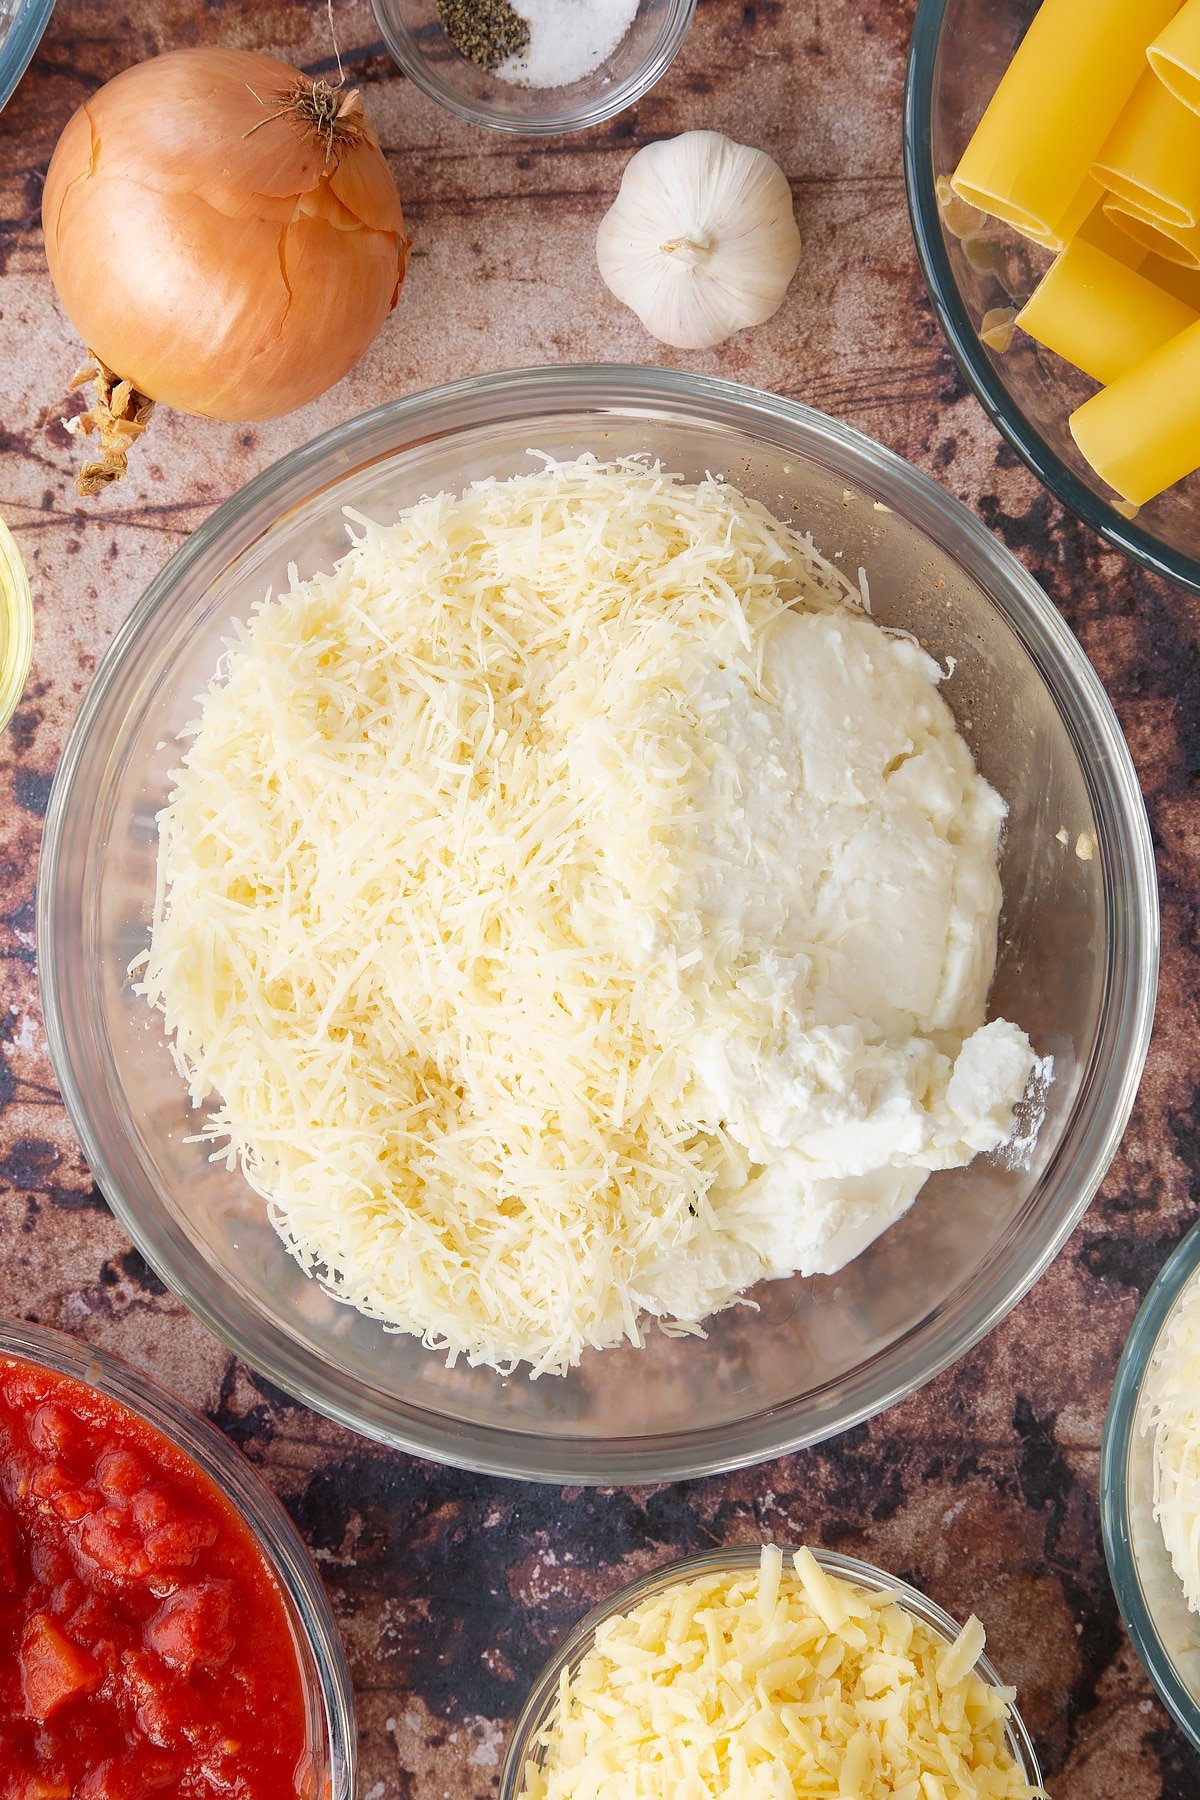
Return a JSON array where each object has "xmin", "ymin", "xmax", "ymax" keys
[{"xmin": 596, "ymin": 131, "xmax": 801, "ymax": 350}]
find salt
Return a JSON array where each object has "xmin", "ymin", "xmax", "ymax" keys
[{"xmin": 496, "ymin": 0, "xmax": 641, "ymax": 90}]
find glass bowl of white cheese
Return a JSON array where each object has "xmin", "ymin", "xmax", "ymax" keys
[
  {"xmin": 1102, "ymin": 1220, "xmax": 1200, "ymax": 1751},
  {"xmin": 499, "ymin": 1544, "xmax": 1044, "ymax": 1799},
  {"xmin": 38, "ymin": 364, "xmax": 1157, "ymax": 1481}
]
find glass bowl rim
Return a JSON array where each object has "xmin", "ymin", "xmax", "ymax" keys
[
  {"xmin": 0, "ymin": 515, "xmax": 33, "ymax": 733},
  {"xmin": 1100, "ymin": 1217, "xmax": 1200, "ymax": 1751},
  {"xmin": 496, "ymin": 1542, "xmax": 1044, "ymax": 1797},
  {"xmin": 38, "ymin": 361, "xmax": 1159, "ymax": 1483},
  {"xmin": 368, "ymin": 0, "xmax": 697, "ymax": 135},
  {"xmin": 0, "ymin": 0, "xmax": 54, "ymax": 115},
  {"xmin": 903, "ymin": 0, "xmax": 1200, "ymax": 598},
  {"xmin": 0, "ymin": 1315, "xmax": 357, "ymax": 1795}
]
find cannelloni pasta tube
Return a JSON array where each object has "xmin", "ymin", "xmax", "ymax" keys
[
  {"xmin": 951, "ymin": 0, "xmax": 1178, "ymax": 249},
  {"xmin": 1141, "ymin": 251, "xmax": 1200, "ymax": 305},
  {"xmin": 1070, "ymin": 315, "xmax": 1200, "ymax": 502},
  {"xmin": 1093, "ymin": 70, "xmax": 1200, "ymax": 229},
  {"xmin": 1076, "ymin": 200, "xmax": 1150, "ymax": 265},
  {"xmin": 1017, "ymin": 238, "xmax": 1197, "ymax": 383},
  {"xmin": 1102, "ymin": 195, "xmax": 1200, "ymax": 269},
  {"xmin": 1149, "ymin": 0, "xmax": 1200, "ymax": 117}
]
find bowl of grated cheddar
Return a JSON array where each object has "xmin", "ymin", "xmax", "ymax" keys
[
  {"xmin": 38, "ymin": 365, "xmax": 1156, "ymax": 1481},
  {"xmin": 500, "ymin": 1544, "xmax": 1046, "ymax": 1800}
]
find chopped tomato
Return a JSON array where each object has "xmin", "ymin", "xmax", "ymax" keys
[
  {"xmin": 0, "ymin": 1503, "xmax": 21, "ymax": 1588},
  {"xmin": 20, "ymin": 1614, "xmax": 101, "ymax": 1720},
  {"xmin": 145, "ymin": 1580, "xmax": 235, "ymax": 1675},
  {"xmin": 0, "ymin": 1356, "xmax": 310, "ymax": 1798}
]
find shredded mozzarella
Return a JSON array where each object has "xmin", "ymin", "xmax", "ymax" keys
[{"xmin": 521, "ymin": 1546, "xmax": 1044, "ymax": 1800}]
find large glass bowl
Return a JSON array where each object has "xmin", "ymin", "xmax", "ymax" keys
[
  {"xmin": 498, "ymin": 1545, "xmax": 1044, "ymax": 1798},
  {"xmin": 1101, "ymin": 1220, "xmax": 1200, "ymax": 1751},
  {"xmin": 38, "ymin": 364, "xmax": 1158, "ymax": 1483},
  {"xmin": 371, "ymin": 0, "xmax": 694, "ymax": 135},
  {"xmin": 0, "ymin": 1317, "xmax": 355, "ymax": 1796},
  {"xmin": 905, "ymin": 0, "xmax": 1200, "ymax": 595}
]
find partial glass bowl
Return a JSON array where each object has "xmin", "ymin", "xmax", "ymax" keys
[
  {"xmin": 1102, "ymin": 1220, "xmax": 1200, "ymax": 1751},
  {"xmin": 0, "ymin": 0, "xmax": 53, "ymax": 114},
  {"xmin": 498, "ymin": 1545, "xmax": 1044, "ymax": 1799},
  {"xmin": 39, "ymin": 364, "xmax": 1158, "ymax": 1483},
  {"xmin": 0, "ymin": 1317, "xmax": 355, "ymax": 1796},
  {"xmin": 905, "ymin": 0, "xmax": 1200, "ymax": 595},
  {"xmin": 370, "ymin": 0, "xmax": 694, "ymax": 134},
  {"xmin": 0, "ymin": 516, "xmax": 32, "ymax": 732}
]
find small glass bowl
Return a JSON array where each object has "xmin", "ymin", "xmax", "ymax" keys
[
  {"xmin": 370, "ymin": 0, "xmax": 695, "ymax": 134},
  {"xmin": 498, "ymin": 1545, "xmax": 1044, "ymax": 1800},
  {"xmin": 0, "ymin": 0, "xmax": 53, "ymax": 114},
  {"xmin": 1101, "ymin": 1220, "xmax": 1200, "ymax": 1751},
  {"xmin": 0, "ymin": 517, "xmax": 33, "ymax": 732},
  {"xmin": 904, "ymin": 0, "xmax": 1200, "ymax": 595},
  {"xmin": 0, "ymin": 1317, "xmax": 356, "ymax": 1798}
]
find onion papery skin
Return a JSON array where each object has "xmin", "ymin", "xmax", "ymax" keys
[{"xmin": 43, "ymin": 48, "xmax": 411, "ymax": 422}]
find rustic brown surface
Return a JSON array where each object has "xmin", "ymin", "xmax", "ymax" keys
[{"xmin": 0, "ymin": 1, "xmax": 1196, "ymax": 1794}]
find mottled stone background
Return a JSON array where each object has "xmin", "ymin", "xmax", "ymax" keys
[{"xmin": 1, "ymin": 1, "xmax": 1197, "ymax": 1795}]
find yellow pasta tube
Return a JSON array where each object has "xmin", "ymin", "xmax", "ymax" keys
[
  {"xmin": 1044, "ymin": 177, "xmax": 1107, "ymax": 249},
  {"xmin": 1093, "ymin": 70, "xmax": 1200, "ymax": 228},
  {"xmin": 1070, "ymin": 316, "xmax": 1200, "ymax": 502},
  {"xmin": 951, "ymin": 0, "xmax": 1178, "ymax": 249},
  {"xmin": 1142, "ymin": 252, "xmax": 1200, "ymax": 305},
  {"xmin": 1076, "ymin": 201, "xmax": 1149, "ymax": 266},
  {"xmin": 1149, "ymin": 0, "xmax": 1200, "ymax": 117},
  {"xmin": 1016, "ymin": 239, "xmax": 1197, "ymax": 383},
  {"xmin": 1103, "ymin": 196, "xmax": 1200, "ymax": 269}
]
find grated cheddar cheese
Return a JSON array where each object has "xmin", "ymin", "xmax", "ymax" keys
[{"xmin": 521, "ymin": 1546, "xmax": 1046, "ymax": 1800}]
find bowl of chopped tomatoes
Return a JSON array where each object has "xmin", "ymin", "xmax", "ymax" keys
[{"xmin": 0, "ymin": 1318, "xmax": 354, "ymax": 1800}]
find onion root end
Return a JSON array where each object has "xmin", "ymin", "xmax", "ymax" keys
[{"xmin": 64, "ymin": 354, "xmax": 156, "ymax": 497}]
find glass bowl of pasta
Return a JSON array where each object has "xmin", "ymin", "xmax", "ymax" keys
[
  {"xmin": 38, "ymin": 364, "xmax": 1157, "ymax": 1482},
  {"xmin": 905, "ymin": 0, "xmax": 1200, "ymax": 595}
]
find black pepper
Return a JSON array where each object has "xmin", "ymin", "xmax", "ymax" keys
[{"xmin": 436, "ymin": 0, "xmax": 531, "ymax": 71}]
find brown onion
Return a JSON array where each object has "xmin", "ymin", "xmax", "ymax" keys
[{"xmin": 42, "ymin": 47, "xmax": 410, "ymax": 463}]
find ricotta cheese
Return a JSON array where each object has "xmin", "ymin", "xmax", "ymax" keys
[
  {"xmin": 655, "ymin": 606, "xmax": 1038, "ymax": 1281},
  {"xmin": 138, "ymin": 456, "xmax": 1039, "ymax": 1375}
]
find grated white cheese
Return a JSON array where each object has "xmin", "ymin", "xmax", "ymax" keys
[
  {"xmin": 521, "ymin": 1545, "xmax": 1045, "ymax": 1800},
  {"xmin": 137, "ymin": 456, "xmax": 1032, "ymax": 1377},
  {"xmin": 1146, "ymin": 1265, "xmax": 1200, "ymax": 1613}
]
